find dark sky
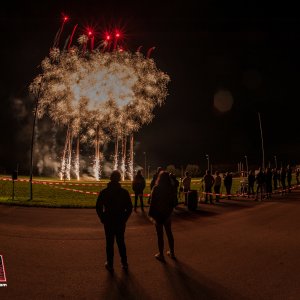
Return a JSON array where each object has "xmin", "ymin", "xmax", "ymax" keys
[{"xmin": 1, "ymin": 1, "xmax": 300, "ymax": 174}]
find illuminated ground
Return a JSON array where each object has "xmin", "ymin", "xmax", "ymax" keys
[{"xmin": 1, "ymin": 190, "xmax": 300, "ymax": 299}]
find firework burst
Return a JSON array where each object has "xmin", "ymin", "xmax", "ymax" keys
[{"xmin": 29, "ymin": 20, "xmax": 170, "ymax": 180}]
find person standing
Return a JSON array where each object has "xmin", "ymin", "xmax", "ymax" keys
[
  {"xmin": 296, "ymin": 168, "xmax": 300, "ymax": 185},
  {"xmin": 214, "ymin": 171, "xmax": 222, "ymax": 202},
  {"xmin": 286, "ymin": 165, "xmax": 292, "ymax": 193},
  {"xmin": 265, "ymin": 167, "xmax": 273, "ymax": 199},
  {"xmin": 96, "ymin": 170, "xmax": 133, "ymax": 272},
  {"xmin": 280, "ymin": 167, "xmax": 287, "ymax": 195},
  {"xmin": 255, "ymin": 168, "xmax": 265, "ymax": 201},
  {"xmin": 182, "ymin": 171, "xmax": 192, "ymax": 205},
  {"xmin": 148, "ymin": 171, "xmax": 177, "ymax": 261},
  {"xmin": 132, "ymin": 170, "xmax": 146, "ymax": 211},
  {"xmin": 247, "ymin": 170, "xmax": 256, "ymax": 197},
  {"xmin": 203, "ymin": 170, "xmax": 215, "ymax": 204},
  {"xmin": 272, "ymin": 168, "xmax": 279, "ymax": 191},
  {"xmin": 224, "ymin": 172, "xmax": 233, "ymax": 200}
]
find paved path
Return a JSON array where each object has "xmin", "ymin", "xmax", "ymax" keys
[{"xmin": 1, "ymin": 191, "xmax": 300, "ymax": 299}]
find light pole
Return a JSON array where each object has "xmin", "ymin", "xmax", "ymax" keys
[
  {"xmin": 205, "ymin": 154, "xmax": 209, "ymax": 172},
  {"xmin": 274, "ymin": 155, "xmax": 278, "ymax": 169},
  {"xmin": 245, "ymin": 155, "xmax": 248, "ymax": 176},
  {"xmin": 258, "ymin": 112, "xmax": 265, "ymax": 170}
]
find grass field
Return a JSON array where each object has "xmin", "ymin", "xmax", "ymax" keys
[{"xmin": 0, "ymin": 175, "xmax": 297, "ymax": 208}]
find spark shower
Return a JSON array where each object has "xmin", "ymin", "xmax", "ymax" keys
[{"xmin": 29, "ymin": 15, "xmax": 170, "ymax": 181}]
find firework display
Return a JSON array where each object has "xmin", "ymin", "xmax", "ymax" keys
[{"xmin": 29, "ymin": 16, "xmax": 170, "ymax": 180}]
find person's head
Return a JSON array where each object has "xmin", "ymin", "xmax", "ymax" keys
[
  {"xmin": 110, "ymin": 170, "xmax": 121, "ymax": 182},
  {"xmin": 137, "ymin": 170, "xmax": 142, "ymax": 176},
  {"xmin": 215, "ymin": 171, "xmax": 219, "ymax": 176},
  {"xmin": 157, "ymin": 167, "xmax": 163, "ymax": 174},
  {"xmin": 156, "ymin": 171, "xmax": 172, "ymax": 187},
  {"xmin": 170, "ymin": 172, "xmax": 176, "ymax": 179},
  {"xmin": 249, "ymin": 170, "xmax": 253, "ymax": 175},
  {"xmin": 185, "ymin": 171, "xmax": 189, "ymax": 177},
  {"xmin": 206, "ymin": 169, "xmax": 210, "ymax": 175}
]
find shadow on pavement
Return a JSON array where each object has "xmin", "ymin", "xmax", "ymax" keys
[
  {"xmin": 162, "ymin": 259, "xmax": 248, "ymax": 300},
  {"xmin": 101, "ymin": 270, "xmax": 151, "ymax": 300}
]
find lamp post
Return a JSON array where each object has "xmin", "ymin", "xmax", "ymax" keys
[
  {"xmin": 258, "ymin": 112, "xmax": 265, "ymax": 170},
  {"xmin": 274, "ymin": 155, "xmax": 278, "ymax": 169},
  {"xmin": 245, "ymin": 155, "xmax": 248, "ymax": 176},
  {"xmin": 205, "ymin": 154, "xmax": 209, "ymax": 172}
]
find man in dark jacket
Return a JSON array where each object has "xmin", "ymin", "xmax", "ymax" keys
[
  {"xmin": 132, "ymin": 170, "xmax": 146, "ymax": 211},
  {"xmin": 96, "ymin": 170, "xmax": 133, "ymax": 272}
]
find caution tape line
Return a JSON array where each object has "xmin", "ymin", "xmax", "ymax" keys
[{"xmin": 49, "ymin": 185, "xmax": 152, "ymax": 197}]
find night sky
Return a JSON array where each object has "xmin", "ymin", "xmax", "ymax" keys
[{"xmin": 1, "ymin": 1, "xmax": 300, "ymax": 174}]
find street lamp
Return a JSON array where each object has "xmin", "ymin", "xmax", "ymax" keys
[
  {"xmin": 245, "ymin": 155, "xmax": 248, "ymax": 176},
  {"xmin": 205, "ymin": 154, "xmax": 209, "ymax": 172},
  {"xmin": 258, "ymin": 112, "xmax": 265, "ymax": 170},
  {"xmin": 274, "ymin": 155, "xmax": 278, "ymax": 169}
]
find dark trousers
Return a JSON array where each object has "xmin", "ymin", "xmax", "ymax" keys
[
  {"xmin": 183, "ymin": 188, "xmax": 189, "ymax": 205},
  {"xmin": 287, "ymin": 180, "xmax": 292, "ymax": 192},
  {"xmin": 273, "ymin": 180, "xmax": 278, "ymax": 190},
  {"xmin": 205, "ymin": 186, "xmax": 213, "ymax": 203},
  {"xmin": 225, "ymin": 185, "xmax": 232, "ymax": 199},
  {"xmin": 214, "ymin": 185, "xmax": 221, "ymax": 201},
  {"xmin": 155, "ymin": 217, "xmax": 174, "ymax": 255},
  {"xmin": 248, "ymin": 184, "xmax": 255, "ymax": 196},
  {"xmin": 104, "ymin": 223, "xmax": 127, "ymax": 266},
  {"xmin": 134, "ymin": 193, "xmax": 144, "ymax": 209}
]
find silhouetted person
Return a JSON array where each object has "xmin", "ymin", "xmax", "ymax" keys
[
  {"xmin": 272, "ymin": 168, "xmax": 279, "ymax": 190},
  {"xmin": 224, "ymin": 172, "xmax": 233, "ymax": 199},
  {"xmin": 286, "ymin": 165, "xmax": 292, "ymax": 193},
  {"xmin": 203, "ymin": 169, "xmax": 214, "ymax": 204},
  {"xmin": 265, "ymin": 167, "xmax": 273, "ymax": 199},
  {"xmin": 248, "ymin": 170, "xmax": 255, "ymax": 197},
  {"xmin": 149, "ymin": 171, "xmax": 177, "ymax": 262},
  {"xmin": 280, "ymin": 167, "xmax": 287, "ymax": 195},
  {"xmin": 132, "ymin": 170, "xmax": 146, "ymax": 211},
  {"xmin": 182, "ymin": 171, "xmax": 191, "ymax": 205},
  {"xmin": 255, "ymin": 168, "xmax": 265, "ymax": 201},
  {"xmin": 214, "ymin": 171, "xmax": 222, "ymax": 202},
  {"xmin": 170, "ymin": 173, "xmax": 179, "ymax": 207},
  {"xmin": 296, "ymin": 168, "xmax": 300, "ymax": 185},
  {"xmin": 96, "ymin": 170, "xmax": 133, "ymax": 272}
]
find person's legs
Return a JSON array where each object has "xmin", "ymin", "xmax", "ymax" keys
[
  {"xmin": 214, "ymin": 185, "xmax": 220, "ymax": 202},
  {"xmin": 210, "ymin": 187, "xmax": 214, "ymax": 203},
  {"xmin": 155, "ymin": 223, "xmax": 164, "ymax": 255},
  {"xmin": 164, "ymin": 218, "xmax": 174, "ymax": 255},
  {"xmin": 115, "ymin": 224, "xmax": 127, "ymax": 266},
  {"xmin": 139, "ymin": 195, "xmax": 144, "ymax": 210},
  {"xmin": 104, "ymin": 224, "xmax": 115, "ymax": 267}
]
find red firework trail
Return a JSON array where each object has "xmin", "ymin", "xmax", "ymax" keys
[
  {"xmin": 54, "ymin": 15, "xmax": 69, "ymax": 48},
  {"xmin": 146, "ymin": 47, "xmax": 155, "ymax": 58},
  {"xmin": 68, "ymin": 24, "xmax": 78, "ymax": 50}
]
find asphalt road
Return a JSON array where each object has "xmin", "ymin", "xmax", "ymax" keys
[{"xmin": 1, "ymin": 191, "xmax": 300, "ymax": 299}]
